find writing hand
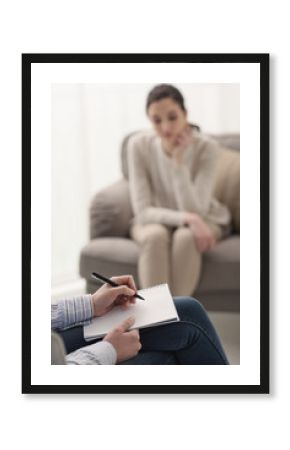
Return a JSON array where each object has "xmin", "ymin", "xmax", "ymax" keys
[{"xmin": 91, "ymin": 274, "xmax": 138, "ymax": 317}]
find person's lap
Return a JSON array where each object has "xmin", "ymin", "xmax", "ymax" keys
[{"xmin": 58, "ymin": 297, "xmax": 228, "ymax": 365}]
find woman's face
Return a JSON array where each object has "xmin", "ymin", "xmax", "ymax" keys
[{"xmin": 147, "ymin": 97, "xmax": 188, "ymax": 146}]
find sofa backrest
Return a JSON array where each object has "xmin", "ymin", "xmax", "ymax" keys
[{"xmin": 120, "ymin": 130, "xmax": 240, "ymax": 178}]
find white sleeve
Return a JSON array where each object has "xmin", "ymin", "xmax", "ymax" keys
[
  {"xmin": 170, "ymin": 140, "xmax": 219, "ymax": 217},
  {"xmin": 66, "ymin": 341, "xmax": 117, "ymax": 365}
]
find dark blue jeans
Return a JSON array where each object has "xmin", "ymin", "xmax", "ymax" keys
[{"xmin": 59, "ymin": 297, "xmax": 229, "ymax": 365}]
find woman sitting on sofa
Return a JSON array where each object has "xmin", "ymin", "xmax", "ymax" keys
[{"xmin": 127, "ymin": 84, "xmax": 231, "ymax": 296}]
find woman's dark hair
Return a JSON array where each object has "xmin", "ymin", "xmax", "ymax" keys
[
  {"xmin": 146, "ymin": 84, "xmax": 186, "ymax": 112},
  {"xmin": 146, "ymin": 83, "xmax": 200, "ymax": 132}
]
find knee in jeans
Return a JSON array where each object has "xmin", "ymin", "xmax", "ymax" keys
[
  {"xmin": 174, "ymin": 296, "xmax": 207, "ymax": 317},
  {"xmin": 190, "ymin": 297, "xmax": 206, "ymax": 314}
]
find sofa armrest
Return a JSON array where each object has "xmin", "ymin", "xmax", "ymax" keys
[
  {"xmin": 90, "ymin": 179, "xmax": 133, "ymax": 238},
  {"xmin": 214, "ymin": 147, "xmax": 240, "ymax": 233}
]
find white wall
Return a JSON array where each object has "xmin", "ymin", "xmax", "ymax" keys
[{"xmin": 51, "ymin": 83, "xmax": 239, "ymax": 297}]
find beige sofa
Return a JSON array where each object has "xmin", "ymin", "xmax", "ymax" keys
[{"xmin": 79, "ymin": 131, "xmax": 240, "ymax": 312}]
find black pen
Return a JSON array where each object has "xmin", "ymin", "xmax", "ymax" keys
[{"xmin": 91, "ymin": 272, "xmax": 145, "ymax": 300}]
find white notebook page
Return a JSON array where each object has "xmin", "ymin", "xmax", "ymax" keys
[{"xmin": 84, "ymin": 283, "xmax": 179, "ymax": 341}]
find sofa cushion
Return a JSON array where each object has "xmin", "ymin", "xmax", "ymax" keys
[
  {"xmin": 80, "ymin": 235, "xmax": 239, "ymax": 295},
  {"xmin": 90, "ymin": 179, "xmax": 133, "ymax": 239},
  {"xmin": 197, "ymin": 235, "xmax": 240, "ymax": 292}
]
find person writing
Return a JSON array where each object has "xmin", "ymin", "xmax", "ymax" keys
[
  {"xmin": 127, "ymin": 84, "xmax": 231, "ymax": 296},
  {"xmin": 51, "ymin": 275, "xmax": 229, "ymax": 365}
]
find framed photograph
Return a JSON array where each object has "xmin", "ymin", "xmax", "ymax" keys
[{"xmin": 22, "ymin": 53, "xmax": 269, "ymax": 394}]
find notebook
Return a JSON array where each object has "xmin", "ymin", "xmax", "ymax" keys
[{"xmin": 83, "ymin": 283, "xmax": 179, "ymax": 341}]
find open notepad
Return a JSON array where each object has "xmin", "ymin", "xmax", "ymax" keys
[{"xmin": 83, "ymin": 283, "xmax": 179, "ymax": 341}]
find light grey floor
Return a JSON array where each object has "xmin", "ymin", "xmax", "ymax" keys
[{"xmin": 208, "ymin": 311, "xmax": 240, "ymax": 365}]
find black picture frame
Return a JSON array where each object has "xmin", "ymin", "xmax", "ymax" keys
[{"xmin": 22, "ymin": 53, "xmax": 269, "ymax": 394}]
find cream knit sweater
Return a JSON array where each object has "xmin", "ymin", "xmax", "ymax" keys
[{"xmin": 127, "ymin": 129, "xmax": 231, "ymax": 227}]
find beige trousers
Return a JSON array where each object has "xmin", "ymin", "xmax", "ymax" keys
[{"xmin": 130, "ymin": 223, "xmax": 222, "ymax": 297}]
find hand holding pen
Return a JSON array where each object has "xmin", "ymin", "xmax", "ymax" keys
[{"xmin": 90, "ymin": 273, "xmax": 145, "ymax": 318}]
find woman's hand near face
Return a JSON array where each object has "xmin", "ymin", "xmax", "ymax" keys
[
  {"xmin": 172, "ymin": 125, "xmax": 193, "ymax": 165},
  {"xmin": 91, "ymin": 275, "xmax": 138, "ymax": 317},
  {"xmin": 184, "ymin": 213, "xmax": 216, "ymax": 253}
]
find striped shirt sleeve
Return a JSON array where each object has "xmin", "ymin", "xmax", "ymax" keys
[
  {"xmin": 51, "ymin": 295, "xmax": 117, "ymax": 365},
  {"xmin": 51, "ymin": 294, "xmax": 93, "ymax": 331}
]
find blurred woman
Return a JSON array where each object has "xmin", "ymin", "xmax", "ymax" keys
[{"xmin": 127, "ymin": 84, "xmax": 231, "ymax": 296}]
